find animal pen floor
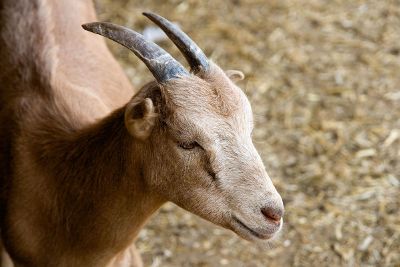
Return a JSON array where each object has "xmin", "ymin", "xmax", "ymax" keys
[{"xmin": 95, "ymin": 0, "xmax": 399, "ymax": 266}]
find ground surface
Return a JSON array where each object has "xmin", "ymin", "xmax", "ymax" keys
[{"xmin": 95, "ymin": 1, "xmax": 399, "ymax": 266}]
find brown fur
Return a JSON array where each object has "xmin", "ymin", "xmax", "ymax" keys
[
  {"xmin": 0, "ymin": 0, "xmax": 144, "ymax": 266},
  {"xmin": 166, "ymin": 66, "xmax": 242, "ymax": 117},
  {"xmin": 0, "ymin": 0, "xmax": 284, "ymax": 266}
]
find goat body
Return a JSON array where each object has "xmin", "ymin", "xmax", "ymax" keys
[{"xmin": 0, "ymin": 0, "xmax": 146, "ymax": 266}]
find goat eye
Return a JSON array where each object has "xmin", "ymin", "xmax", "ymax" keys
[{"xmin": 178, "ymin": 141, "xmax": 199, "ymax": 150}]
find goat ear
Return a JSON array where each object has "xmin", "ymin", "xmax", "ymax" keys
[
  {"xmin": 124, "ymin": 98, "xmax": 158, "ymax": 140},
  {"xmin": 226, "ymin": 69, "xmax": 245, "ymax": 82}
]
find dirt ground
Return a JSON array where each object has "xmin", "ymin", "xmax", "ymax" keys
[{"xmin": 95, "ymin": 0, "xmax": 400, "ymax": 266}]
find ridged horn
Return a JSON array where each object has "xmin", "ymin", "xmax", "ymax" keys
[
  {"xmin": 82, "ymin": 22, "xmax": 189, "ymax": 82},
  {"xmin": 143, "ymin": 12, "xmax": 210, "ymax": 73}
]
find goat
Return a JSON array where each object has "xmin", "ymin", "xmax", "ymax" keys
[{"xmin": 0, "ymin": 0, "xmax": 284, "ymax": 266}]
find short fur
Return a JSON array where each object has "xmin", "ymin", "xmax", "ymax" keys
[{"xmin": 0, "ymin": 0, "xmax": 284, "ymax": 266}]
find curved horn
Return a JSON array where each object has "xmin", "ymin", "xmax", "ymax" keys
[
  {"xmin": 143, "ymin": 12, "xmax": 209, "ymax": 73},
  {"xmin": 82, "ymin": 22, "xmax": 188, "ymax": 83}
]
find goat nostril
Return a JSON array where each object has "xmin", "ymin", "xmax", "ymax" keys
[{"xmin": 261, "ymin": 206, "xmax": 283, "ymax": 223}]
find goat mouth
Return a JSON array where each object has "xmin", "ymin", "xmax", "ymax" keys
[{"xmin": 231, "ymin": 215, "xmax": 274, "ymax": 240}]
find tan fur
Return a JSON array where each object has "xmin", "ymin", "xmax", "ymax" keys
[
  {"xmin": 166, "ymin": 66, "xmax": 241, "ymax": 117},
  {"xmin": 0, "ymin": 1, "xmax": 283, "ymax": 266}
]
